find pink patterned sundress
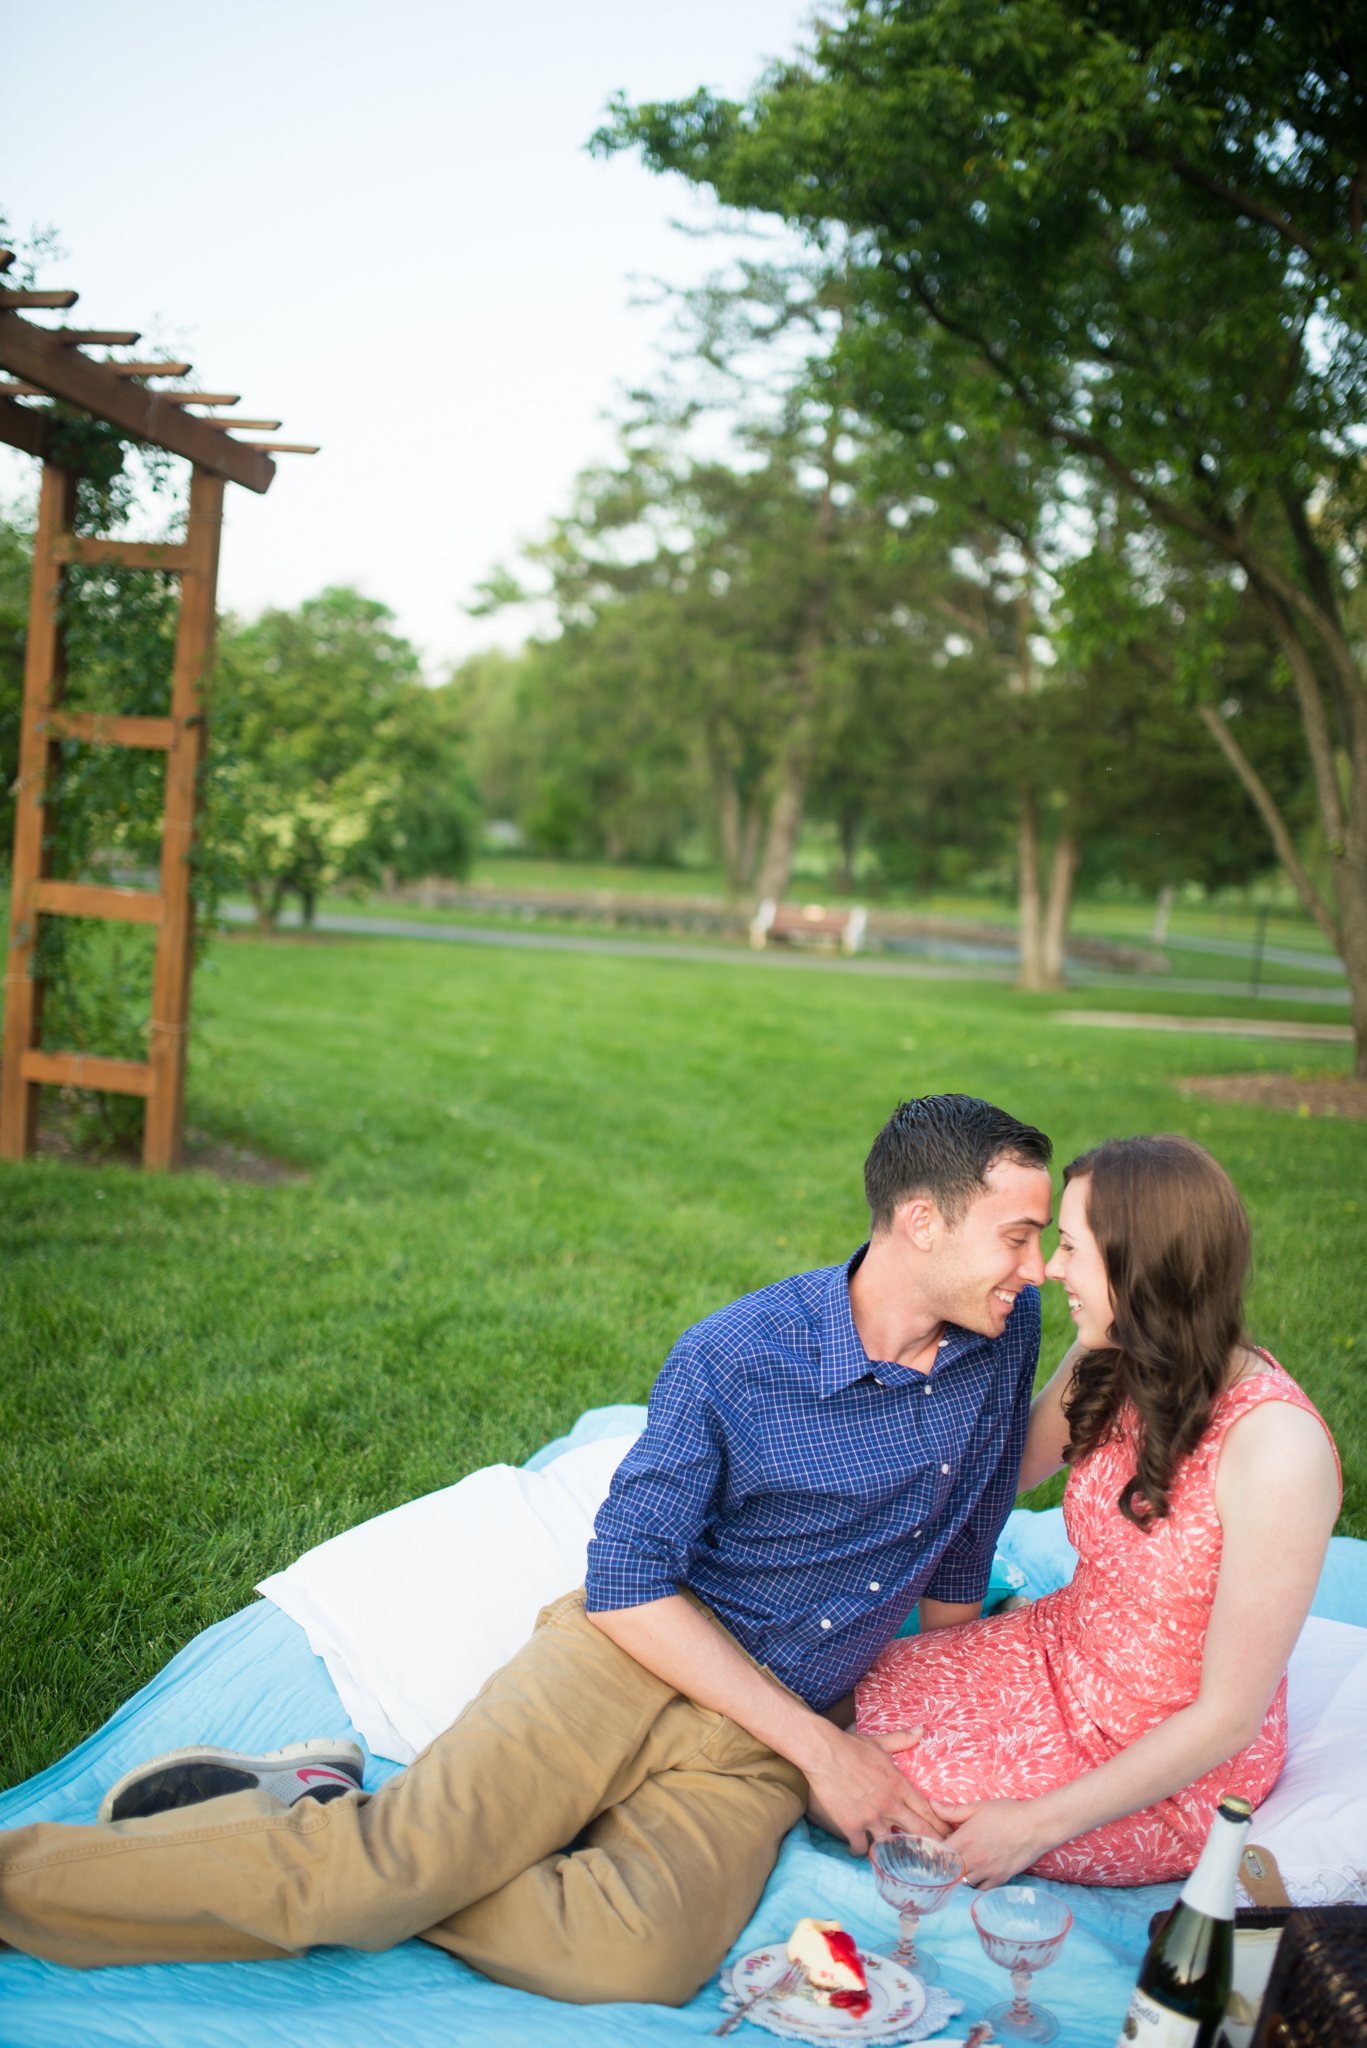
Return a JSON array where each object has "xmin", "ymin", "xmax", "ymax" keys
[{"xmin": 855, "ymin": 1354, "xmax": 1339, "ymax": 1885}]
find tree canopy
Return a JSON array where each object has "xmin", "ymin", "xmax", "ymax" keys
[{"xmin": 598, "ymin": 0, "xmax": 1367, "ymax": 1064}]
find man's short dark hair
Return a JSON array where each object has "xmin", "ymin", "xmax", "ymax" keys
[{"xmin": 864, "ymin": 1094, "xmax": 1052, "ymax": 1233}]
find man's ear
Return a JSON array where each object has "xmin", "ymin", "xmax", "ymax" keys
[{"xmin": 894, "ymin": 1196, "xmax": 939, "ymax": 1253}]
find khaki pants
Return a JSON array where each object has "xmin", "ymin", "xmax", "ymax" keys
[{"xmin": 0, "ymin": 1591, "xmax": 806, "ymax": 2005}]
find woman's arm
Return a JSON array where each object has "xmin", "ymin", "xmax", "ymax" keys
[
  {"xmin": 917, "ymin": 1397, "xmax": 1340, "ymax": 1887},
  {"xmin": 1014, "ymin": 1343, "xmax": 1085, "ymax": 1494}
]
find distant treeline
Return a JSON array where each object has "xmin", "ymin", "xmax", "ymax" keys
[{"xmin": 450, "ymin": 410, "xmax": 1315, "ymax": 985}]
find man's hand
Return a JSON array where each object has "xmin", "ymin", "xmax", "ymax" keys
[
  {"xmin": 929, "ymin": 1795, "xmax": 1053, "ymax": 1888},
  {"xmin": 804, "ymin": 1724, "xmax": 949, "ymax": 1855},
  {"xmin": 588, "ymin": 1596, "xmax": 950, "ymax": 1857}
]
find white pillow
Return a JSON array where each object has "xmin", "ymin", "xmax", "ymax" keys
[
  {"xmin": 257, "ymin": 1434, "xmax": 639, "ymax": 1764},
  {"xmin": 1241, "ymin": 1615, "xmax": 1367, "ymax": 1906}
]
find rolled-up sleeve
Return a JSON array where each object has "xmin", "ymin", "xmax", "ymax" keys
[
  {"xmin": 922, "ymin": 1289, "xmax": 1041, "ymax": 1605},
  {"xmin": 584, "ymin": 1339, "xmax": 726, "ymax": 1612}
]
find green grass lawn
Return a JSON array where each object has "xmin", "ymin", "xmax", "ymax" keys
[{"xmin": 2, "ymin": 934, "xmax": 1363, "ymax": 1789}]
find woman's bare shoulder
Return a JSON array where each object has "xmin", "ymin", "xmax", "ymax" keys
[{"xmin": 1218, "ymin": 1390, "xmax": 1339, "ymax": 1491}]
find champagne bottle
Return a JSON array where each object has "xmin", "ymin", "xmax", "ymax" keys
[{"xmin": 1115, "ymin": 1794, "xmax": 1253, "ymax": 2048}]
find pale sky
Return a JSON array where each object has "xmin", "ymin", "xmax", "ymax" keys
[{"xmin": 2, "ymin": 0, "xmax": 814, "ymax": 673}]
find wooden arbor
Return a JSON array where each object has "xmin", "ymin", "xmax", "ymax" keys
[{"xmin": 0, "ymin": 256, "xmax": 317, "ymax": 1169}]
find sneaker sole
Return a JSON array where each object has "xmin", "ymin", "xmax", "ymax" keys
[{"xmin": 98, "ymin": 1737, "xmax": 365, "ymax": 1824}]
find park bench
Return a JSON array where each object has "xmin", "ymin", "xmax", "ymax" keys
[{"xmin": 749, "ymin": 899, "xmax": 868, "ymax": 955}]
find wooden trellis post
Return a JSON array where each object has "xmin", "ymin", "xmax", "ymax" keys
[
  {"xmin": 146, "ymin": 465, "xmax": 224, "ymax": 1167},
  {"xmin": 0, "ymin": 255, "xmax": 316, "ymax": 1170}
]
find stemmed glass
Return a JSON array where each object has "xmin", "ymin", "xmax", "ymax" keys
[
  {"xmin": 868, "ymin": 1832, "xmax": 965, "ymax": 1983},
  {"xmin": 971, "ymin": 1886, "xmax": 1073, "ymax": 2044}
]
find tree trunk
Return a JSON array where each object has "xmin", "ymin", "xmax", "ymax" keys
[
  {"xmin": 717, "ymin": 776, "xmax": 742, "ymax": 898},
  {"xmin": 1203, "ymin": 513, "xmax": 1365, "ymax": 1071},
  {"xmin": 1041, "ymin": 829, "xmax": 1079, "ymax": 989},
  {"xmin": 1198, "ymin": 697, "xmax": 1367, "ymax": 1076},
  {"xmin": 1253, "ymin": 529, "xmax": 1367, "ymax": 1078},
  {"xmin": 754, "ymin": 747, "xmax": 809, "ymax": 908},
  {"xmin": 837, "ymin": 805, "xmax": 860, "ymax": 896},
  {"xmin": 1335, "ymin": 719, "xmax": 1367, "ymax": 1080},
  {"xmin": 248, "ymin": 878, "xmax": 278, "ymax": 935},
  {"xmin": 1151, "ymin": 882, "xmax": 1175, "ymax": 944},
  {"xmin": 1017, "ymin": 789, "xmax": 1045, "ymax": 991},
  {"xmin": 716, "ymin": 769, "xmax": 766, "ymax": 898},
  {"xmin": 1338, "ymin": 843, "xmax": 1367, "ymax": 1081},
  {"xmin": 1197, "ymin": 705, "xmax": 1341, "ymax": 949},
  {"xmin": 740, "ymin": 802, "xmax": 763, "ymax": 892}
]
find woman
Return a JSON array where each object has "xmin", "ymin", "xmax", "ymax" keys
[{"xmin": 856, "ymin": 1134, "xmax": 1340, "ymax": 1889}]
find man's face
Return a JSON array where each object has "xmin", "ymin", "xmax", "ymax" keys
[{"xmin": 922, "ymin": 1160, "xmax": 1054, "ymax": 1338}]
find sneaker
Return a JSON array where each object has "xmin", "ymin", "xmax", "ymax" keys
[{"xmin": 98, "ymin": 1738, "xmax": 365, "ymax": 1823}]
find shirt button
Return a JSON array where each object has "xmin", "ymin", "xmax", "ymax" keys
[
  {"xmin": 924, "ymin": 1384, "xmax": 931, "ymax": 1394},
  {"xmin": 941, "ymin": 1464, "xmax": 950, "ymax": 1475},
  {"xmin": 820, "ymin": 1618, "xmax": 832, "ymax": 1630},
  {"xmin": 869, "ymin": 1581, "xmax": 880, "ymax": 1591},
  {"xmin": 915, "ymin": 1528, "xmax": 923, "ymax": 1538}
]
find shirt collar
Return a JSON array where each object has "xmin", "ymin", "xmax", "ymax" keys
[{"xmin": 815, "ymin": 1246, "xmax": 991, "ymax": 1397}]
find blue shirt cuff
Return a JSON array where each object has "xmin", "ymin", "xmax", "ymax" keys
[
  {"xmin": 584, "ymin": 1544, "xmax": 683, "ymax": 1613},
  {"xmin": 922, "ymin": 1559, "xmax": 994, "ymax": 1605}
]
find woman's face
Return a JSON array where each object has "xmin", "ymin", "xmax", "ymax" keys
[{"xmin": 1044, "ymin": 1177, "xmax": 1116, "ymax": 1349}]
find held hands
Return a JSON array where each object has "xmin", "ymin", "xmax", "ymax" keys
[
  {"xmin": 928, "ymin": 1796, "xmax": 1054, "ymax": 1889},
  {"xmin": 804, "ymin": 1721, "xmax": 1055, "ymax": 1879},
  {"xmin": 803, "ymin": 1725, "xmax": 950, "ymax": 1855}
]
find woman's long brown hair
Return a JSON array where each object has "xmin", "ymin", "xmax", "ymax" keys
[{"xmin": 1061, "ymin": 1135, "xmax": 1251, "ymax": 1528}]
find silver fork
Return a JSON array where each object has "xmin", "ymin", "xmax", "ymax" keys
[{"xmin": 711, "ymin": 1959, "xmax": 807, "ymax": 2035}]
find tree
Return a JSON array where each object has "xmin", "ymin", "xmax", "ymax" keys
[
  {"xmin": 214, "ymin": 587, "xmax": 476, "ymax": 928},
  {"xmin": 472, "ymin": 423, "xmax": 866, "ymax": 893},
  {"xmin": 473, "ymin": 411, "xmax": 1021, "ymax": 900},
  {"xmin": 602, "ymin": 0, "xmax": 1367, "ymax": 1065},
  {"xmin": 1056, "ymin": 524, "xmax": 1318, "ymax": 904}
]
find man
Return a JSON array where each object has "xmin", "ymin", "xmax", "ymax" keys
[{"xmin": 0, "ymin": 1093, "xmax": 1053, "ymax": 2004}]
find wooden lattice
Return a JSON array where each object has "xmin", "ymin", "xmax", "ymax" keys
[{"xmin": 0, "ymin": 255, "xmax": 316, "ymax": 1169}]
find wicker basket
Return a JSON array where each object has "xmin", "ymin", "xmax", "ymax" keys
[{"xmin": 1249, "ymin": 1906, "xmax": 1367, "ymax": 2048}]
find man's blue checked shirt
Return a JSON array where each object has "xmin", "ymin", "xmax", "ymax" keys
[{"xmin": 585, "ymin": 1249, "xmax": 1042, "ymax": 1709}]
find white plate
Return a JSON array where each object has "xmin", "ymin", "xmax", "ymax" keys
[{"xmin": 724, "ymin": 1946, "xmax": 929, "ymax": 2042}]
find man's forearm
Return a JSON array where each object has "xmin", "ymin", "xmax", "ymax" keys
[
  {"xmin": 587, "ymin": 1591, "xmax": 951, "ymax": 1850},
  {"xmin": 586, "ymin": 1593, "xmax": 835, "ymax": 1774}
]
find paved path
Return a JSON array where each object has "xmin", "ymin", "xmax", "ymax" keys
[
  {"xmin": 1158, "ymin": 931, "xmax": 1344, "ymax": 974},
  {"xmin": 1057, "ymin": 1011, "xmax": 1353, "ymax": 1044},
  {"xmin": 223, "ymin": 904, "xmax": 1350, "ymax": 1006},
  {"xmin": 224, "ymin": 905, "xmax": 1015, "ymax": 983}
]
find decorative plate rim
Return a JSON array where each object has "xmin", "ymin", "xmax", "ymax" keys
[{"xmin": 722, "ymin": 1944, "xmax": 930, "ymax": 2042}]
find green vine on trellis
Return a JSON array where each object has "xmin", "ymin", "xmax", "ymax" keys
[{"xmin": 30, "ymin": 414, "xmax": 230, "ymax": 1153}]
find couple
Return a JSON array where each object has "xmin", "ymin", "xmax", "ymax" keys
[{"xmin": 0, "ymin": 1095, "xmax": 1340, "ymax": 2005}]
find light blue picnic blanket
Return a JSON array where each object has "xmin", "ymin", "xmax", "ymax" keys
[{"xmin": 2, "ymin": 1404, "xmax": 1364, "ymax": 2048}]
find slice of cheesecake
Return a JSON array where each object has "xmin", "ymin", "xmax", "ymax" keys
[{"xmin": 786, "ymin": 1916, "xmax": 872, "ymax": 2017}]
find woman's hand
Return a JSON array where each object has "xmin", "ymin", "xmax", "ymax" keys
[{"xmin": 929, "ymin": 1796, "xmax": 1055, "ymax": 1889}]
